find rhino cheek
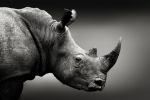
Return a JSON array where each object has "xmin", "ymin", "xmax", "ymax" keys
[
  {"xmin": 54, "ymin": 65, "xmax": 75, "ymax": 84},
  {"xmin": 67, "ymin": 76, "xmax": 89, "ymax": 90}
]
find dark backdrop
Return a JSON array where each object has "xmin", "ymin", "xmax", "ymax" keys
[{"xmin": 0, "ymin": 0, "xmax": 150, "ymax": 100}]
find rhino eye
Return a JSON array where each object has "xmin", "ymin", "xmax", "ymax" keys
[
  {"xmin": 74, "ymin": 54, "xmax": 84, "ymax": 68},
  {"xmin": 74, "ymin": 54, "xmax": 84, "ymax": 63},
  {"xmin": 75, "ymin": 57, "xmax": 82, "ymax": 62}
]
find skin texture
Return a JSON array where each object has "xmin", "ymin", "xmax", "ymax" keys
[
  {"xmin": 51, "ymin": 27, "xmax": 107, "ymax": 91},
  {"xmin": 0, "ymin": 7, "xmax": 121, "ymax": 100},
  {"xmin": 0, "ymin": 7, "xmax": 50, "ymax": 100},
  {"xmin": 0, "ymin": 7, "xmax": 40, "ymax": 82}
]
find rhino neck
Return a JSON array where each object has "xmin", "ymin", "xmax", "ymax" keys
[{"xmin": 16, "ymin": 7, "xmax": 56, "ymax": 76}]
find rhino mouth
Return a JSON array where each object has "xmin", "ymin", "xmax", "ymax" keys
[
  {"xmin": 76, "ymin": 83, "xmax": 104, "ymax": 91},
  {"xmin": 65, "ymin": 77, "xmax": 105, "ymax": 92},
  {"xmin": 87, "ymin": 81, "xmax": 104, "ymax": 91}
]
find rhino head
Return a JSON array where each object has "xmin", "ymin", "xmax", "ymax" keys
[{"xmin": 50, "ymin": 9, "xmax": 121, "ymax": 91}]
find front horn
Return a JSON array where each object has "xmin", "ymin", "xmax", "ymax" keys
[
  {"xmin": 102, "ymin": 37, "xmax": 122, "ymax": 72},
  {"xmin": 56, "ymin": 9, "xmax": 77, "ymax": 33}
]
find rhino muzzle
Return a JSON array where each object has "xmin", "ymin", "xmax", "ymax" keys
[{"xmin": 88, "ymin": 77, "xmax": 105, "ymax": 91}]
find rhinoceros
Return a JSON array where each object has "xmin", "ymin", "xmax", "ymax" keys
[{"xmin": 0, "ymin": 7, "xmax": 121, "ymax": 100}]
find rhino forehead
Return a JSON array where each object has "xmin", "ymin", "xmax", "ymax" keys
[{"xmin": 63, "ymin": 28, "xmax": 85, "ymax": 54}]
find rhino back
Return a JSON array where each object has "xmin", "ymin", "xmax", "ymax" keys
[{"xmin": 0, "ymin": 8, "xmax": 40, "ymax": 82}]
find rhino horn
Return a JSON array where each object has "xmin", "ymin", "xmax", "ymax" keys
[
  {"xmin": 56, "ymin": 9, "xmax": 77, "ymax": 33},
  {"xmin": 102, "ymin": 37, "xmax": 122, "ymax": 72},
  {"xmin": 88, "ymin": 48, "xmax": 98, "ymax": 57}
]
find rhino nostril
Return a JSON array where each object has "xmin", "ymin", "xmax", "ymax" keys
[
  {"xmin": 94, "ymin": 79, "xmax": 103, "ymax": 86},
  {"xmin": 75, "ymin": 57, "xmax": 82, "ymax": 62}
]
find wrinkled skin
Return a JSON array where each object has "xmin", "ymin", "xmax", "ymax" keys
[
  {"xmin": 0, "ymin": 7, "xmax": 121, "ymax": 100},
  {"xmin": 50, "ymin": 9, "xmax": 121, "ymax": 91}
]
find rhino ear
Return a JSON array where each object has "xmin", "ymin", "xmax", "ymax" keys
[
  {"xmin": 61, "ymin": 9, "xmax": 77, "ymax": 27},
  {"xmin": 55, "ymin": 9, "xmax": 77, "ymax": 33}
]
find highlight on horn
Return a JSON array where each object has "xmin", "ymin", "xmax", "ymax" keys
[{"xmin": 102, "ymin": 37, "xmax": 122, "ymax": 72}]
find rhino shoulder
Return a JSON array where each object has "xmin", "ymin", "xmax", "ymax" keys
[{"xmin": 0, "ymin": 7, "xmax": 40, "ymax": 83}]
